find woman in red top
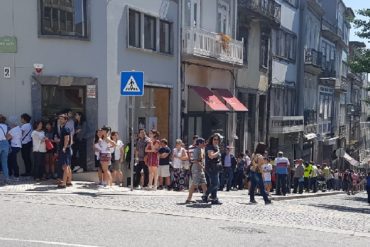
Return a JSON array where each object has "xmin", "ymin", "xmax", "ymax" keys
[{"xmin": 146, "ymin": 129, "xmax": 160, "ymax": 190}]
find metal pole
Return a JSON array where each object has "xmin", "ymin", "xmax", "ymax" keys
[{"xmin": 130, "ymin": 96, "xmax": 135, "ymax": 191}]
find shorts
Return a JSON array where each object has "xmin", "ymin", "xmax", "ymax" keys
[
  {"xmin": 58, "ymin": 148, "xmax": 72, "ymax": 166},
  {"xmin": 191, "ymin": 164, "xmax": 206, "ymax": 185},
  {"xmin": 264, "ymin": 181, "xmax": 272, "ymax": 186},
  {"xmin": 112, "ymin": 160, "xmax": 122, "ymax": 171},
  {"xmin": 100, "ymin": 153, "xmax": 111, "ymax": 163},
  {"xmin": 158, "ymin": 165, "xmax": 170, "ymax": 177}
]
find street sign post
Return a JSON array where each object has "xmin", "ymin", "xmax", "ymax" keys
[{"xmin": 120, "ymin": 71, "xmax": 144, "ymax": 191}]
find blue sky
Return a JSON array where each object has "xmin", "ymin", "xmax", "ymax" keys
[{"xmin": 343, "ymin": 0, "xmax": 370, "ymax": 47}]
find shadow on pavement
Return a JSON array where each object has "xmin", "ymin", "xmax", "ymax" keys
[
  {"xmin": 309, "ymin": 203, "xmax": 370, "ymax": 214},
  {"xmin": 344, "ymin": 196, "xmax": 368, "ymax": 203},
  {"xmin": 186, "ymin": 203, "xmax": 212, "ymax": 208}
]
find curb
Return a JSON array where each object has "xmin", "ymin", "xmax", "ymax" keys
[{"xmin": 271, "ymin": 191, "xmax": 345, "ymax": 201}]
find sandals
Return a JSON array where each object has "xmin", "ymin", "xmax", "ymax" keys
[
  {"xmin": 57, "ymin": 184, "xmax": 66, "ymax": 189},
  {"xmin": 66, "ymin": 182, "xmax": 73, "ymax": 187}
]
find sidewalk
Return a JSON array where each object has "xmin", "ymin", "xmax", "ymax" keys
[{"xmin": 0, "ymin": 177, "xmax": 345, "ymax": 200}]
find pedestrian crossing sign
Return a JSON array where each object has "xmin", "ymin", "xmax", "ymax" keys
[{"xmin": 120, "ymin": 71, "xmax": 144, "ymax": 96}]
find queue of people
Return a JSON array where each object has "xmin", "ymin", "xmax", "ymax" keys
[{"xmin": 1, "ymin": 113, "xmax": 370, "ymax": 205}]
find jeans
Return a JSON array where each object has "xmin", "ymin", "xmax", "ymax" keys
[
  {"xmin": 276, "ymin": 174, "xmax": 287, "ymax": 195},
  {"xmin": 134, "ymin": 161, "xmax": 149, "ymax": 187},
  {"xmin": 72, "ymin": 139, "xmax": 87, "ymax": 170},
  {"xmin": 221, "ymin": 167, "xmax": 234, "ymax": 190},
  {"xmin": 8, "ymin": 147, "xmax": 20, "ymax": 177},
  {"xmin": 293, "ymin": 177, "xmax": 304, "ymax": 194},
  {"xmin": 0, "ymin": 140, "xmax": 10, "ymax": 179},
  {"xmin": 249, "ymin": 172, "xmax": 269, "ymax": 202},
  {"xmin": 205, "ymin": 170, "xmax": 220, "ymax": 200},
  {"xmin": 21, "ymin": 141, "xmax": 33, "ymax": 174},
  {"xmin": 367, "ymin": 186, "xmax": 370, "ymax": 204},
  {"xmin": 33, "ymin": 152, "xmax": 45, "ymax": 179},
  {"xmin": 304, "ymin": 177, "xmax": 310, "ymax": 191},
  {"xmin": 234, "ymin": 170, "xmax": 244, "ymax": 189},
  {"xmin": 311, "ymin": 177, "xmax": 318, "ymax": 192}
]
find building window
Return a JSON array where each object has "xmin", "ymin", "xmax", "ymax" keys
[
  {"xmin": 144, "ymin": 15, "xmax": 156, "ymax": 51},
  {"xmin": 260, "ymin": 34, "xmax": 269, "ymax": 68},
  {"xmin": 274, "ymin": 29, "xmax": 296, "ymax": 62},
  {"xmin": 217, "ymin": 0, "xmax": 230, "ymax": 34},
  {"xmin": 128, "ymin": 8, "xmax": 172, "ymax": 54},
  {"xmin": 129, "ymin": 9, "xmax": 141, "ymax": 48},
  {"xmin": 40, "ymin": 0, "xmax": 88, "ymax": 39},
  {"xmin": 160, "ymin": 20, "xmax": 171, "ymax": 53},
  {"xmin": 238, "ymin": 25, "xmax": 249, "ymax": 64}
]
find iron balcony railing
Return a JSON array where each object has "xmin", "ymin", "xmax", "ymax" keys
[
  {"xmin": 270, "ymin": 116, "xmax": 304, "ymax": 134},
  {"xmin": 183, "ymin": 27, "xmax": 244, "ymax": 65},
  {"xmin": 304, "ymin": 48, "xmax": 323, "ymax": 67},
  {"xmin": 239, "ymin": 0, "xmax": 281, "ymax": 24}
]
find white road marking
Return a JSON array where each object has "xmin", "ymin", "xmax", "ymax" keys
[{"xmin": 0, "ymin": 236, "xmax": 101, "ymax": 247}]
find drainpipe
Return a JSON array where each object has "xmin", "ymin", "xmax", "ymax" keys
[
  {"xmin": 177, "ymin": 0, "xmax": 182, "ymax": 144},
  {"xmin": 266, "ymin": 30, "xmax": 273, "ymax": 148}
]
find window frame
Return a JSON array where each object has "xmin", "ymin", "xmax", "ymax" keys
[
  {"xmin": 260, "ymin": 34, "xmax": 269, "ymax": 69},
  {"xmin": 129, "ymin": 9, "xmax": 142, "ymax": 48},
  {"xmin": 159, "ymin": 20, "xmax": 172, "ymax": 54},
  {"xmin": 273, "ymin": 29, "xmax": 297, "ymax": 63},
  {"xmin": 38, "ymin": 0, "xmax": 90, "ymax": 40},
  {"xmin": 127, "ymin": 7, "xmax": 174, "ymax": 55}
]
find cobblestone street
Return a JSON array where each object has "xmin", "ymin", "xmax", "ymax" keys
[{"xmin": 0, "ymin": 180, "xmax": 369, "ymax": 244}]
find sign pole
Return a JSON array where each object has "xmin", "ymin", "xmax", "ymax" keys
[{"xmin": 130, "ymin": 96, "xmax": 135, "ymax": 191}]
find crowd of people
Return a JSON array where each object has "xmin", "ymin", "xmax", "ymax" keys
[{"xmin": 1, "ymin": 112, "xmax": 370, "ymax": 205}]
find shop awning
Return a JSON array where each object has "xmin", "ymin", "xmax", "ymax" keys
[
  {"xmin": 343, "ymin": 152, "xmax": 360, "ymax": 167},
  {"xmin": 191, "ymin": 86, "xmax": 229, "ymax": 111},
  {"xmin": 304, "ymin": 133, "xmax": 317, "ymax": 140},
  {"xmin": 213, "ymin": 88, "xmax": 248, "ymax": 112}
]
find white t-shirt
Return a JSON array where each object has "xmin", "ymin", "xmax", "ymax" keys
[
  {"xmin": 262, "ymin": 163, "xmax": 273, "ymax": 182},
  {"xmin": 172, "ymin": 147, "xmax": 185, "ymax": 169},
  {"xmin": 9, "ymin": 126, "xmax": 22, "ymax": 147},
  {"xmin": 94, "ymin": 142, "xmax": 101, "ymax": 159},
  {"xmin": 114, "ymin": 140, "xmax": 124, "ymax": 161},
  {"xmin": 0, "ymin": 123, "xmax": 8, "ymax": 141},
  {"xmin": 21, "ymin": 123, "xmax": 32, "ymax": 144},
  {"xmin": 32, "ymin": 130, "xmax": 46, "ymax": 152},
  {"xmin": 99, "ymin": 139, "xmax": 113, "ymax": 154}
]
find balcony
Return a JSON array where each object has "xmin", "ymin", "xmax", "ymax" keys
[
  {"xmin": 270, "ymin": 116, "xmax": 304, "ymax": 135},
  {"xmin": 239, "ymin": 0, "xmax": 281, "ymax": 25},
  {"xmin": 182, "ymin": 28, "xmax": 244, "ymax": 66},
  {"xmin": 335, "ymin": 79, "xmax": 348, "ymax": 91},
  {"xmin": 304, "ymin": 48, "xmax": 323, "ymax": 74},
  {"xmin": 321, "ymin": 19, "xmax": 346, "ymax": 47},
  {"xmin": 321, "ymin": 58, "xmax": 336, "ymax": 78}
]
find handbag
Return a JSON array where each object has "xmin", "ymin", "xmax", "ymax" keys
[
  {"xmin": 182, "ymin": 160, "xmax": 191, "ymax": 170},
  {"xmin": 45, "ymin": 139, "xmax": 54, "ymax": 151}
]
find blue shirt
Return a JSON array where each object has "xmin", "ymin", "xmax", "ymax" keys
[{"xmin": 366, "ymin": 176, "xmax": 370, "ymax": 187}]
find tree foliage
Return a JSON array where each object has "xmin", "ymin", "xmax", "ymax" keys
[{"xmin": 350, "ymin": 9, "xmax": 370, "ymax": 74}]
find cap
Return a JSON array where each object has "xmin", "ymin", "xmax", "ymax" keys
[{"xmin": 214, "ymin": 133, "xmax": 224, "ymax": 139}]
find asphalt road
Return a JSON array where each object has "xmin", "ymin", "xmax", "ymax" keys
[{"xmin": 0, "ymin": 192, "xmax": 369, "ymax": 247}]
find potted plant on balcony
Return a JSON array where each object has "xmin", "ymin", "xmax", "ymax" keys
[{"xmin": 218, "ymin": 33, "xmax": 231, "ymax": 53}]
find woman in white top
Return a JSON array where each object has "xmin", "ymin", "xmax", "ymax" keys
[
  {"xmin": 0, "ymin": 114, "xmax": 11, "ymax": 181},
  {"xmin": 98, "ymin": 127, "xmax": 116, "ymax": 187},
  {"xmin": 111, "ymin": 131, "xmax": 124, "ymax": 186},
  {"xmin": 31, "ymin": 120, "xmax": 47, "ymax": 181},
  {"xmin": 171, "ymin": 139, "xmax": 188, "ymax": 191},
  {"xmin": 7, "ymin": 117, "xmax": 22, "ymax": 179},
  {"xmin": 94, "ymin": 129, "xmax": 103, "ymax": 185}
]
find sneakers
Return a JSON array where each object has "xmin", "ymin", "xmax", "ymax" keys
[
  {"xmin": 135, "ymin": 185, "xmax": 142, "ymax": 190},
  {"xmin": 201, "ymin": 195, "xmax": 208, "ymax": 203},
  {"xmin": 265, "ymin": 200, "xmax": 272, "ymax": 205},
  {"xmin": 72, "ymin": 166, "xmax": 81, "ymax": 173},
  {"xmin": 250, "ymin": 200, "xmax": 258, "ymax": 204},
  {"xmin": 211, "ymin": 199, "xmax": 223, "ymax": 205}
]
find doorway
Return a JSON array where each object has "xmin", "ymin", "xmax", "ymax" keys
[{"xmin": 41, "ymin": 86, "xmax": 86, "ymax": 119}]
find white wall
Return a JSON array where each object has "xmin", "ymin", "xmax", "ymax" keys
[{"xmin": 0, "ymin": 0, "xmax": 107, "ymax": 120}]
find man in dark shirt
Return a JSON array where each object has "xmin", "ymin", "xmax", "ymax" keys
[
  {"xmin": 158, "ymin": 139, "xmax": 171, "ymax": 190},
  {"xmin": 56, "ymin": 114, "xmax": 72, "ymax": 188},
  {"xmin": 134, "ymin": 129, "xmax": 150, "ymax": 189}
]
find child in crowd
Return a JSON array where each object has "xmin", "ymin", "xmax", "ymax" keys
[{"xmin": 262, "ymin": 157, "xmax": 273, "ymax": 195}]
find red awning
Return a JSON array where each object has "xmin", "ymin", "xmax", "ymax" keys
[
  {"xmin": 213, "ymin": 88, "xmax": 248, "ymax": 112},
  {"xmin": 191, "ymin": 86, "xmax": 229, "ymax": 111}
]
